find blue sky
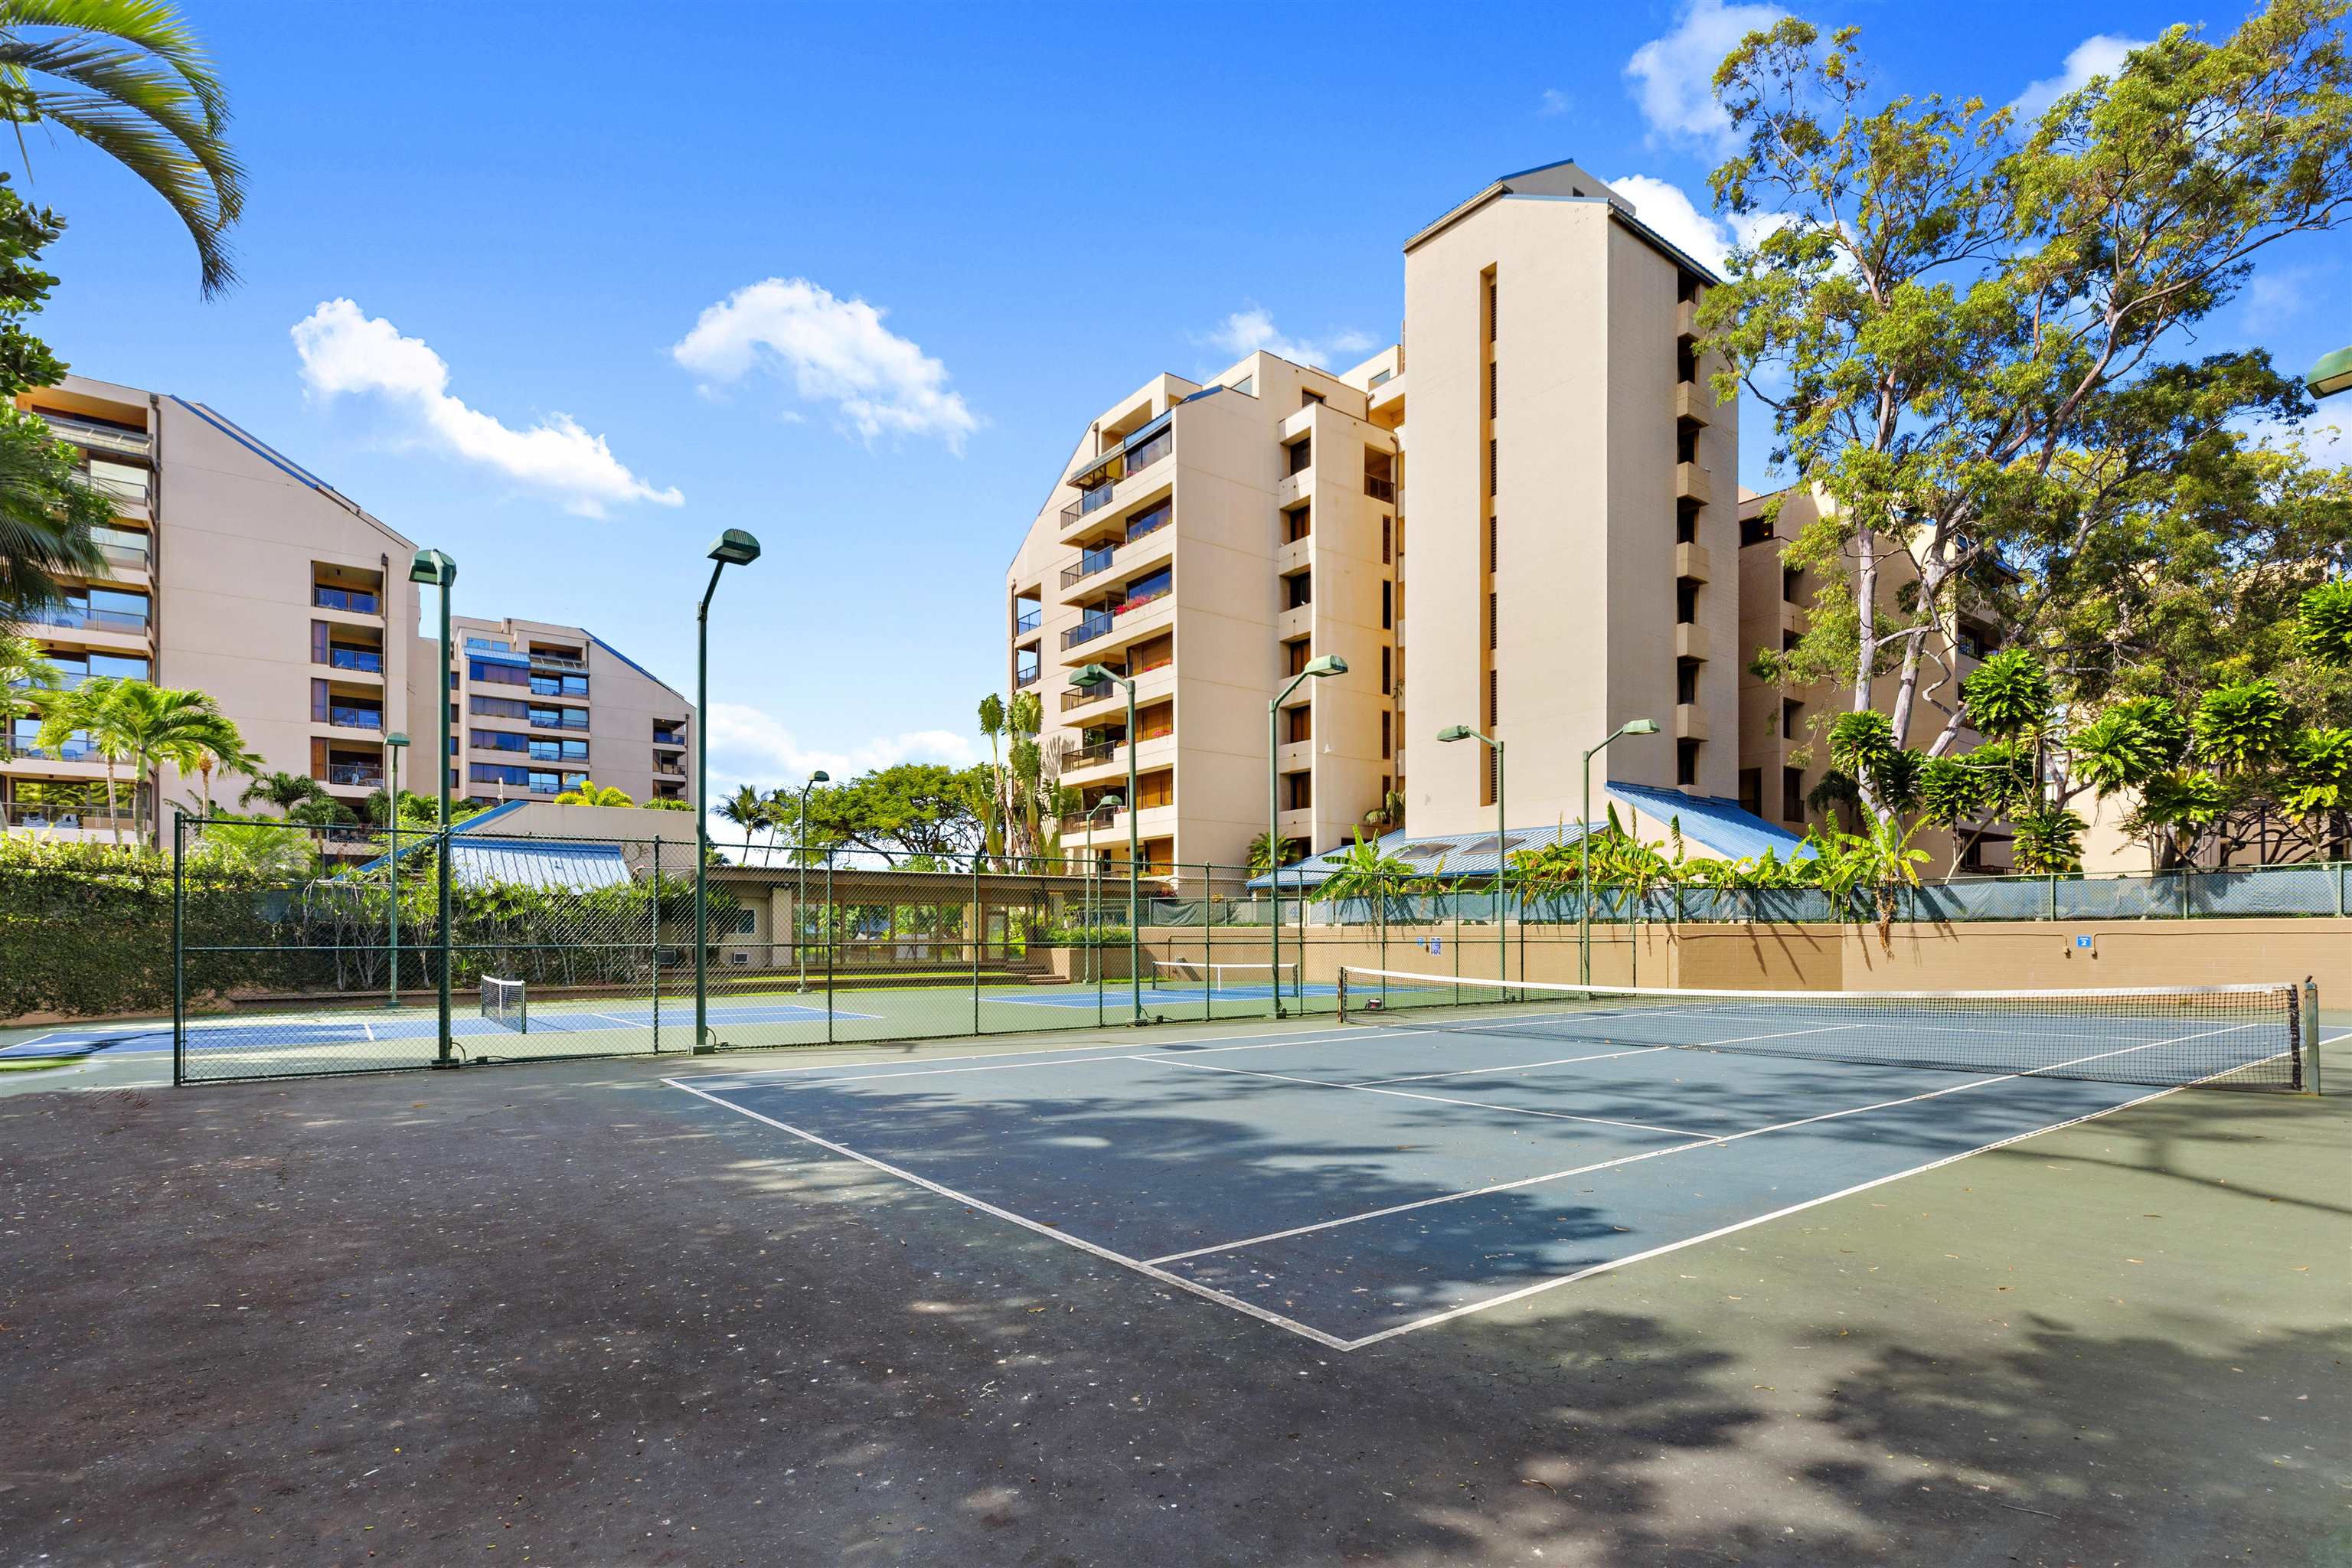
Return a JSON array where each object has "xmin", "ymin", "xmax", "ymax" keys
[{"xmin": 21, "ymin": 1, "xmax": 2346, "ymax": 825}]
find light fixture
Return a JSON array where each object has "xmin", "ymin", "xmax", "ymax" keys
[{"xmin": 707, "ymin": 529, "xmax": 762, "ymax": 566}]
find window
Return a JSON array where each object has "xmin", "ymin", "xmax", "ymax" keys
[
  {"xmin": 1782, "ymin": 629, "xmax": 1801, "ymax": 652},
  {"xmin": 1677, "ymin": 346, "xmax": 1697, "ymax": 384},
  {"xmin": 1131, "ymin": 633, "xmax": 1174, "ymax": 674},
  {"xmin": 1285, "ymin": 639, "xmax": 1308, "ymax": 677},
  {"xmin": 1676, "ymin": 508, "xmax": 1696, "ymax": 544},
  {"xmin": 1741, "ymin": 513, "xmax": 1774, "ymax": 547},
  {"xmin": 1677, "ymin": 738, "xmax": 1700, "ymax": 787},
  {"xmin": 729, "ymin": 907, "xmax": 757, "ymax": 936},
  {"xmin": 470, "ymin": 762, "xmax": 530, "ymax": 787},
  {"xmin": 1381, "ymin": 710, "xmax": 1392, "ymax": 760},
  {"xmin": 1302, "ymin": 388, "xmax": 1325, "ymax": 407},
  {"xmin": 1284, "ymin": 571, "xmax": 1312, "ymax": 610},
  {"xmin": 1286, "ymin": 436, "xmax": 1312, "ymax": 476},
  {"xmin": 1282, "ymin": 504, "xmax": 1311, "ymax": 544},
  {"xmin": 1487, "ymin": 516, "xmax": 1498, "ymax": 573},
  {"xmin": 465, "ymin": 637, "xmax": 511, "ymax": 652},
  {"xmin": 1485, "ymin": 272, "xmax": 1498, "ymax": 341},
  {"xmin": 1957, "ymin": 622, "xmax": 1998, "ymax": 661},
  {"xmin": 1782, "ymin": 700, "xmax": 1800, "ymax": 741},
  {"xmin": 472, "ymin": 659, "xmax": 528, "ymax": 687},
  {"xmin": 530, "ymin": 673, "xmax": 589, "ymax": 698},
  {"xmin": 1738, "ymin": 767, "xmax": 1763, "ymax": 817},
  {"xmin": 1486, "ymin": 590, "xmax": 1496, "ymax": 649},
  {"xmin": 1677, "ymin": 426, "xmax": 1699, "ymax": 465},
  {"xmin": 1677, "ymin": 658, "xmax": 1700, "ymax": 706},
  {"xmin": 1676, "ymin": 578, "xmax": 1700, "ymax": 624},
  {"xmin": 1487, "ymin": 437, "xmax": 1498, "ymax": 497},
  {"xmin": 472, "ymin": 696, "xmax": 530, "ymax": 720},
  {"xmin": 472, "ymin": 728, "xmax": 528, "ymax": 753},
  {"xmin": 1380, "ymin": 645, "xmax": 1392, "ymax": 695},
  {"xmin": 1486, "ymin": 668, "xmax": 1498, "ymax": 726},
  {"xmin": 1284, "ymin": 771, "xmax": 1312, "ymax": 810},
  {"xmin": 1125, "ymin": 498, "xmax": 1171, "ymax": 541},
  {"xmin": 1383, "ymin": 581, "xmax": 1394, "ymax": 631},
  {"xmin": 1380, "ymin": 516, "xmax": 1392, "ymax": 564},
  {"xmin": 1782, "ymin": 566, "xmax": 1802, "ymax": 604},
  {"xmin": 1283, "ymin": 705, "xmax": 1312, "ymax": 744},
  {"xmin": 1364, "ymin": 449, "xmax": 1396, "ymax": 502},
  {"xmin": 1487, "ymin": 360, "xmax": 1497, "ymax": 418},
  {"xmin": 1782, "ymin": 766, "xmax": 1806, "ymax": 823}
]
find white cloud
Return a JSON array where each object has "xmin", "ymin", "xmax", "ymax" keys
[
  {"xmin": 1538, "ymin": 87, "xmax": 1572, "ymax": 117},
  {"xmin": 2011, "ymin": 34, "xmax": 2151, "ymax": 125},
  {"xmin": 1608, "ymin": 174, "xmax": 1787, "ymax": 273},
  {"xmin": 1625, "ymin": 0, "xmax": 1787, "ymax": 152},
  {"xmin": 2241, "ymin": 266, "xmax": 2320, "ymax": 333},
  {"xmin": 290, "ymin": 299, "xmax": 681, "ymax": 516},
  {"xmin": 1204, "ymin": 306, "xmax": 1374, "ymax": 371},
  {"xmin": 671, "ymin": 277, "xmax": 978, "ymax": 451}
]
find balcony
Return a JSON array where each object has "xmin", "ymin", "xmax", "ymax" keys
[
  {"xmin": 313, "ymin": 586, "xmax": 381, "ymax": 615},
  {"xmin": 326, "ymin": 705, "xmax": 384, "ymax": 730},
  {"xmin": 2, "ymin": 801, "xmax": 136, "ymax": 835},
  {"xmin": 1058, "ymin": 425, "xmax": 1174, "ymax": 528},
  {"xmin": 1674, "ymin": 541, "xmax": 1712, "ymax": 583},
  {"xmin": 1364, "ymin": 473, "xmax": 1396, "ymax": 503},
  {"xmin": 5, "ymin": 737, "xmax": 97, "ymax": 762},
  {"xmin": 532, "ymin": 710, "xmax": 590, "ymax": 732},
  {"xmin": 1675, "ymin": 381, "xmax": 1712, "ymax": 425},
  {"xmin": 1014, "ymin": 606, "xmax": 1042, "ymax": 634},
  {"xmin": 1014, "ymin": 665, "xmax": 1040, "ymax": 688},
  {"xmin": 1061, "ymin": 544, "xmax": 1118, "ymax": 589},
  {"xmin": 41, "ymin": 412, "xmax": 152, "ymax": 458},
  {"xmin": 1062, "ymin": 610, "xmax": 1116, "ymax": 651},
  {"xmin": 328, "ymin": 646, "xmax": 384, "ymax": 674},
  {"xmin": 1674, "ymin": 462, "xmax": 1711, "ymax": 507},
  {"xmin": 1066, "ymin": 737, "xmax": 1122, "ymax": 769},
  {"xmin": 1676, "ymin": 298, "xmax": 1700, "ymax": 341},
  {"xmin": 653, "ymin": 760, "xmax": 686, "ymax": 779},
  {"xmin": 652, "ymin": 727, "xmax": 687, "ymax": 747},
  {"xmin": 77, "ymin": 464, "xmax": 149, "ymax": 510},
  {"xmin": 1674, "ymin": 704, "xmax": 1709, "ymax": 741},
  {"xmin": 530, "ymin": 651, "xmax": 587, "ymax": 671},
  {"xmin": 325, "ymin": 762, "xmax": 385, "ymax": 789},
  {"xmin": 96, "ymin": 539, "xmax": 152, "ymax": 572},
  {"xmin": 1063, "ymin": 680, "xmax": 1125, "ymax": 713},
  {"xmin": 1674, "ymin": 623, "xmax": 1710, "ymax": 662},
  {"xmin": 24, "ymin": 605, "xmax": 149, "ymax": 635}
]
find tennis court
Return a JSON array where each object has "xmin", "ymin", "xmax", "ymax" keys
[{"xmin": 666, "ymin": 969, "xmax": 2317, "ymax": 1348}]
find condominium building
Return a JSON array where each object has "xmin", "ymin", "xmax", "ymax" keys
[
  {"xmin": 1005, "ymin": 351, "xmax": 1403, "ymax": 875},
  {"xmin": 1734, "ymin": 483, "xmax": 2011, "ymax": 873},
  {"xmin": 431, "ymin": 615, "xmax": 693, "ymax": 809},
  {"xmin": 1004, "ymin": 159, "xmax": 1743, "ymax": 872},
  {"xmin": 3, "ymin": 374, "xmax": 692, "ymax": 844}
]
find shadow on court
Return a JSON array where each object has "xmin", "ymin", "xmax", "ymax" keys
[{"xmin": 0, "ymin": 1029, "xmax": 2342, "ymax": 1566}]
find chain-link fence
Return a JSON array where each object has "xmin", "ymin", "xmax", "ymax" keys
[{"xmin": 152, "ymin": 820, "xmax": 2352, "ymax": 1083}]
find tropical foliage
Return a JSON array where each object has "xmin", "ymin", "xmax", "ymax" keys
[{"xmin": 1710, "ymin": 2, "xmax": 2352, "ymax": 844}]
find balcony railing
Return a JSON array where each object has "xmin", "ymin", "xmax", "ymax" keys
[
  {"xmin": 1062, "ymin": 611, "xmax": 1116, "ymax": 649},
  {"xmin": 652, "ymin": 728, "xmax": 686, "ymax": 746},
  {"xmin": 1014, "ymin": 607, "xmax": 1041, "ymax": 633},
  {"xmin": 324, "ymin": 763, "xmax": 384, "ymax": 788},
  {"xmin": 653, "ymin": 762, "xmax": 687, "ymax": 779},
  {"xmin": 5, "ymin": 738, "xmax": 97, "ymax": 762},
  {"xmin": 1062, "ymin": 680, "xmax": 1123, "ymax": 711},
  {"xmin": 530, "ymin": 652, "xmax": 587, "ymax": 670},
  {"xmin": 24, "ymin": 605, "xmax": 149, "ymax": 634},
  {"xmin": 326, "ymin": 705, "xmax": 384, "ymax": 730},
  {"xmin": 2, "ymin": 802, "xmax": 135, "ymax": 831},
  {"xmin": 1067, "ymin": 737, "xmax": 1122, "ymax": 767},
  {"xmin": 41, "ymin": 412, "xmax": 152, "ymax": 457},
  {"xmin": 77, "ymin": 470, "xmax": 149, "ymax": 507},
  {"xmin": 1059, "ymin": 427, "xmax": 1174, "ymax": 524},
  {"xmin": 1014, "ymin": 665, "xmax": 1040, "ymax": 688},
  {"xmin": 1112, "ymin": 582, "xmax": 1170, "ymax": 618},
  {"xmin": 1364, "ymin": 474, "xmax": 1396, "ymax": 503},
  {"xmin": 328, "ymin": 647, "xmax": 384, "ymax": 673},
  {"xmin": 97, "ymin": 541, "xmax": 151, "ymax": 570},
  {"xmin": 534, "ymin": 711, "xmax": 592, "ymax": 732},
  {"xmin": 313, "ymin": 586, "xmax": 381, "ymax": 614}
]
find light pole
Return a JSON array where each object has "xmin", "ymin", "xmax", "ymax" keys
[
  {"xmin": 1070, "ymin": 663, "xmax": 1142, "ymax": 1021},
  {"xmin": 1267, "ymin": 654, "xmax": 1348, "ymax": 1016},
  {"xmin": 695, "ymin": 529, "xmax": 763, "ymax": 1054},
  {"xmin": 384, "ymin": 730, "xmax": 408, "ymax": 1009},
  {"xmin": 794, "ymin": 769, "xmax": 829, "ymax": 991},
  {"xmin": 1580, "ymin": 717, "xmax": 1661, "ymax": 986},
  {"xmin": 1436, "ymin": 725, "xmax": 1507, "ymax": 988},
  {"xmin": 2308, "ymin": 346, "xmax": 2351, "ymax": 399},
  {"xmin": 1084, "ymin": 793, "xmax": 1122, "ymax": 988},
  {"xmin": 407, "ymin": 550, "xmax": 456, "ymax": 1065}
]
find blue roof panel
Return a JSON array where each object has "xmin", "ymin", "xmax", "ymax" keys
[{"xmin": 449, "ymin": 838, "xmax": 630, "ymax": 892}]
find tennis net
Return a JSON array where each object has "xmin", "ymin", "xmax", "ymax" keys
[
  {"xmin": 1154, "ymin": 959, "xmax": 1298, "ymax": 996},
  {"xmin": 479, "ymin": 975, "xmax": 528, "ymax": 1035},
  {"xmin": 1334, "ymin": 968, "xmax": 2311, "ymax": 1091}
]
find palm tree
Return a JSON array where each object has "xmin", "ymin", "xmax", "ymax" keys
[
  {"xmin": 0, "ymin": 629, "xmax": 56, "ymax": 756},
  {"xmin": 551, "ymin": 779, "xmax": 632, "ymax": 807},
  {"xmin": 717, "ymin": 782, "xmax": 764, "ymax": 864},
  {"xmin": 0, "ymin": 417, "xmax": 110, "ymax": 633},
  {"xmin": 240, "ymin": 768, "xmax": 330, "ymax": 815},
  {"xmin": 33, "ymin": 672, "xmax": 129, "ymax": 839},
  {"xmin": 165, "ymin": 707, "xmax": 256, "ymax": 822},
  {"xmin": 96, "ymin": 681, "xmax": 230, "ymax": 841},
  {"xmin": 188, "ymin": 818, "xmax": 315, "ymax": 878},
  {"xmin": 977, "ymin": 693, "xmax": 1005, "ymax": 860},
  {"xmin": 1316, "ymin": 829, "xmax": 1422, "ymax": 972},
  {"xmin": 0, "ymin": 0, "xmax": 246, "ymax": 297}
]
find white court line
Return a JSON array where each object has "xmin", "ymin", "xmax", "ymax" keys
[
  {"xmin": 1340, "ymin": 1050, "xmax": 2282, "ymax": 1351},
  {"xmin": 665, "ymin": 1021, "xmax": 1404, "ymax": 1088},
  {"xmin": 673, "ymin": 1029, "xmax": 1445, "ymax": 1088},
  {"xmin": 362, "ymin": 1022, "xmax": 376, "ymax": 1042},
  {"xmin": 662, "ymin": 1076, "xmax": 1351, "ymax": 1351},
  {"xmin": 1356, "ymin": 1045, "xmax": 1671, "ymax": 1085},
  {"xmin": 1138, "ymin": 1056, "xmax": 1712, "ymax": 1139},
  {"xmin": 1143, "ymin": 1018, "xmax": 2277, "ymax": 1270}
]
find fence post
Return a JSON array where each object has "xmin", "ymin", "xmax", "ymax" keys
[
  {"xmin": 2306, "ymin": 977, "xmax": 2324, "ymax": 1097},
  {"xmin": 2049, "ymin": 873, "xmax": 2058, "ymax": 923},
  {"xmin": 825, "ymin": 856, "xmax": 835, "ymax": 1045},
  {"xmin": 172, "ymin": 814, "xmax": 186, "ymax": 1086},
  {"xmin": 971, "ymin": 851, "xmax": 982, "ymax": 1037},
  {"xmin": 650, "ymin": 835, "xmax": 662, "ymax": 1054}
]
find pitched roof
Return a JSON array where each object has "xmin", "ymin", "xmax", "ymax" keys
[{"xmin": 449, "ymin": 837, "xmax": 631, "ymax": 892}]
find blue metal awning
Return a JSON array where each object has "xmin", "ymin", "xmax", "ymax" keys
[{"xmin": 449, "ymin": 838, "xmax": 630, "ymax": 892}]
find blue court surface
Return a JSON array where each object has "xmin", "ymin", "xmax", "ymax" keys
[
  {"xmin": 665, "ymin": 1009, "xmax": 2274, "ymax": 1350},
  {"xmin": 992, "ymin": 982, "xmax": 1338, "ymax": 1009}
]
